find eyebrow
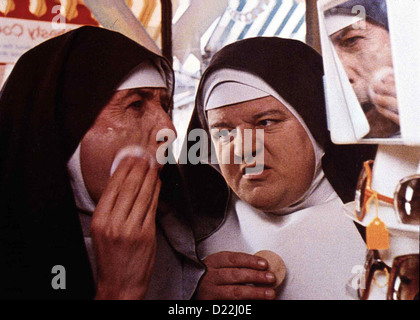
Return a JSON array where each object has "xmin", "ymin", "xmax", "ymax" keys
[
  {"xmin": 251, "ymin": 109, "xmax": 289, "ymax": 119},
  {"xmin": 209, "ymin": 121, "xmax": 232, "ymax": 130},
  {"xmin": 331, "ymin": 25, "xmax": 368, "ymax": 42},
  {"xmin": 118, "ymin": 88, "xmax": 171, "ymax": 108},
  {"xmin": 122, "ymin": 88, "xmax": 157, "ymax": 99}
]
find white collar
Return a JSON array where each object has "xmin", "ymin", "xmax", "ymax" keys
[{"xmin": 67, "ymin": 143, "xmax": 96, "ymax": 214}]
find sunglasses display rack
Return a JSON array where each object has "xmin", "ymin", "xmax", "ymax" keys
[
  {"xmin": 343, "ymin": 145, "xmax": 419, "ymax": 236},
  {"xmin": 362, "ymin": 146, "xmax": 418, "ymax": 240},
  {"xmin": 340, "ymin": 109, "xmax": 420, "ymax": 301}
]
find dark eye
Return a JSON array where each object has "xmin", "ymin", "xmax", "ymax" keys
[
  {"xmin": 128, "ymin": 100, "xmax": 144, "ymax": 110},
  {"xmin": 342, "ymin": 36, "xmax": 363, "ymax": 48},
  {"xmin": 257, "ymin": 119, "xmax": 276, "ymax": 127}
]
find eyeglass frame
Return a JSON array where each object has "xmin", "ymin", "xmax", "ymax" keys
[
  {"xmin": 358, "ymin": 250, "xmax": 390, "ymax": 300},
  {"xmin": 358, "ymin": 250, "xmax": 419, "ymax": 300},
  {"xmin": 355, "ymin": 160, "xmax": 420, "ymax": 224}
]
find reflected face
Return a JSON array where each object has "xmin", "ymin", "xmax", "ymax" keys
[
  {"xmin": 331, "ymin": 19, "xmax": 400, "ymax": 137},
  {"xmin": 80, "ymin": 88, "xmax": 175, "ymax": 203},
  {"xmin": 207, "ymin": 96, "xmax": 315, "ymax": 213}
]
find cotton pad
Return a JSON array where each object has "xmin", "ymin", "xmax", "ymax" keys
[{"xmin": 110, "ymin": 145, "xmax": 154, "ymax": 176}]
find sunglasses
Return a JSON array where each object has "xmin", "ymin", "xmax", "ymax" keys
[
  {"xmin": 355, "ymin": 160, "xmax": 420, "ymax": 225},
  {"xmin": 358, "ymin": 250, "xmax": 419, "ymax": 300}
]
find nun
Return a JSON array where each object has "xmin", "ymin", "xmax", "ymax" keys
[
  {"xmin": 180, "ymin": 37, "xmax": 378, "ymax": 300},
  {"xmin": 0, "ymin": 26, "xmax": 203, "ymax": 300}
]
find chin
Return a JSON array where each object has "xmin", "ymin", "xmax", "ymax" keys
[{"xmin": 239, "ymin": 192, "xmax": 286, "ymax": 212}]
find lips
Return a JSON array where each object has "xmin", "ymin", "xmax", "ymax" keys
[{"xmin": 241, "ymin": 164, "xmax": 270, "ymax": 180}]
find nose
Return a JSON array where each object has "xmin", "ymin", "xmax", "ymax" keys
[
  {"xmin": 341, "ymin": 57, "xmax": 355, "ymax": 84},
  {"xmin": 233, "ymin": 129, "xmax": 243, "ymax": 160},
  {"xmin": 233, "ymin": 128, "xmax": 263, "ymax": 163},
  {"xmin": 336, "ymin": 49, "xmax": 358, "ymax": 85},
  {"xmin": 149, "ymin": 108, "xmax": 177, "ymax": 167},
  {"xmin": 155, "ymin": 110, "xmax": 177, "ymax": 143},
  {"xmin": 154, "ymin": 108, "xmax": 177, "ymax": 159}
]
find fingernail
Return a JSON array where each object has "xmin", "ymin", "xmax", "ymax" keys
[
  {"xmin": 110, "ymin": 145, "xmax": 145, "ymax": 176},
  {"xmin": 265, "ymin": 289, "xmax": 275, "ymax": 299},
  {"xmin": 266, "ymin": 273, "xmax": 275, "ymax": 282},
  {"xmin": 258, "ymin": 260, "xmax": 267, "ymax": 268}
]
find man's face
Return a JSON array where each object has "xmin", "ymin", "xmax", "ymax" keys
[
  {"xmin": 207, "ymin": 96, "xmax": 315, "ymax": 213},
  {"xmin": 80, "ymin": 88, "xmax": 176, "ymax": 203},
  {"xmin": 330, "ymin": 19, "xmax": 400, "ymax": 137}
]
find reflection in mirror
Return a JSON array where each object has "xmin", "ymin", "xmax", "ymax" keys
[{"xmin": 324, "ymin": 0, "xmax": 400, "ymax": 139}]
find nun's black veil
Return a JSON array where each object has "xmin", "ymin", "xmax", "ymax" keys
[
  {"xmin": 180, "ymin": 37, "xmax": 377, "ymax": 241},
  {"xmin": 0, "ymin": 26, "xmax": 176, "ymax": 299}
]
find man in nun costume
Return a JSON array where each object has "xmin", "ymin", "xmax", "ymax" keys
[
  {"xmin": 0, "ymin": 26, "xmax": 204, "ymax": 300},
  {"xmin": 182, "ymin": 37, "xmax": 378, "ymax": 300}
]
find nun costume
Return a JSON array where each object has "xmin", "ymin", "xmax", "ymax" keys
[
  {"xmin": 180, "ymin": 37, "xmax": 378, "ymax": 300},
  {"xmin": 0, "ymin": 26, "xmax": 204, "ymax": 300}
]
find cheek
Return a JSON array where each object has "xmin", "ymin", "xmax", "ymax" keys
[
  {"xmin": 215, "ymin": 142, "xmax": 234, "ymax": 166},
  {"xmin": 268, "ymin": 127, "xmax": 315, "ymax": 183},
  {"xmin": 217, "ymin": 148, "xmax": 239, "ymax": 184},
  {"xmin": 79, "ymin": 125, "xmax": 130, "ymax": 202},
  {"xmin": 336, "ymin": 49, "xmax": 362, "ymax": 71},
  {"xmin": 86, "ymin": 125, "xmax": 124, "ymax": 159},
  {"xmin": 374, "ymin": 44, "xmax": 393, "ymax": 70},
  {"xmin": 292, "ymin": 132, "xmax": 316, "ymax": 188},
  {"xmin": 362, "ymin": 39, "xmax": 393, "ymax": 75},
  {"xmin": 219, "ymin": 162, "xmax": 238, "ymax": 183}
]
